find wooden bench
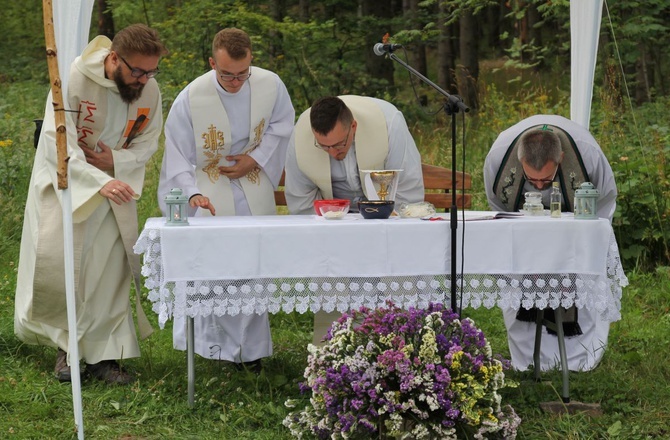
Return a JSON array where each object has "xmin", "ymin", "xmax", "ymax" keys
[{"xmin": 275, "ymin": 163, "xmax": 471, "ymax": 211}]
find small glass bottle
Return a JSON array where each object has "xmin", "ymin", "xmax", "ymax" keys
[{"xmin": 550, "ymin": 182, "xmax": 562, "ymax": 218}]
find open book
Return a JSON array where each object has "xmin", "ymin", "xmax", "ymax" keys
[{"xmin": 460, "ymin": 210, "xmax": 524, "ymax": 221}]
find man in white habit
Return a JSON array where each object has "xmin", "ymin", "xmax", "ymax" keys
[
  {"xmin": 284, "ymin": 95, "xmax": 424, "ymax": 344},
  {"xmin": 158, "ymin": 28, "xmax": 294, "ymax": 371},
  {"xmin": 15, "ymin": 24, "xmax": 168, "ymax": 384},
  {"xmin": 483, "ymin": 114, "xmax": 617, "ymax": 372}
]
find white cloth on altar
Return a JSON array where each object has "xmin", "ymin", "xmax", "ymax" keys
[
  {"xmin": 158, "ymin": 68, "xmax": 294, "ymax": 362},
  {"xmin": 483, "ymin": 114, "xmax": 619, "ymax": 372},
  {"xmin": 284, "ymin": 97, "xmax": 424, "ymax": 215}
]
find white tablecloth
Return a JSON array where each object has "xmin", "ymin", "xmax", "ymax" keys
[{"xmin": 134, "ymin": 212, "xmax": 628, "ymax": 328}]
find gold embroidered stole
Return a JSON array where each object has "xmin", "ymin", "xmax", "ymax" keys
[
  {"xmin": 492, "ymin": 124, "xmax": 590, "ymax": 212},
  {"xmin": 294, "ymin": 95, "xmax": 388, "ymax": 199},
  {"xmin": 190, "ymin": 70, "xmax": 277, "ymax": 216}
]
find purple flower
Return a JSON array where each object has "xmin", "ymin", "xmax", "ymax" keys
[{"xmin": 283, "ymin": 302, "xmax": 520, "ymax": 439}]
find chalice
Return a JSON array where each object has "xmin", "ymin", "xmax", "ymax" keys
[{"xmin": 369, "ymin": 170, "xmax": 399, "ymax": 201}]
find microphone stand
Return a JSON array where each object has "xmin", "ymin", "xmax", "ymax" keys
[{"xmin": 385, "ymin": 50, "xmax": 469, "ymax": 316}]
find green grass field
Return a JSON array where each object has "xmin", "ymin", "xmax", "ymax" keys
[{"xmin": 1, "ymin": 77, "xmax": 669, "ymax": 439}]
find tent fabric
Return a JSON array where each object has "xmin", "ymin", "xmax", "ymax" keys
[
  {"xmin": 53, "ymin": 0, "xmax": 95, "ymax": 95},
  {"xmin": 570, "ymin": 0, "xmax": 604, "ymax": 129}
]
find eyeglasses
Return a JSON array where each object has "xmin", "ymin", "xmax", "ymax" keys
[
  {"xmin": 118, "ymin": 54, "xmax": 160, "ymax": 79},
  {"xmin": 522, "ymin": 163, "xmax": 559, "ymax": 186},
  {"xmin": 217, "ymin": 68, "xmax": 252, "ymax": 82},
  {"xmin": 314, "ymin": 125, "xmax": 352, "ymax": 151}
]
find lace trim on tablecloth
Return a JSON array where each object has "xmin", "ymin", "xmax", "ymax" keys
[{"xmin": 135, "ymin": 227, "xmax": 628, "ymax": 329}]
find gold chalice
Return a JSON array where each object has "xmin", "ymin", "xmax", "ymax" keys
[{"xmin": 369, "ymin": 170, "xmax": 399, "ymax": 201}]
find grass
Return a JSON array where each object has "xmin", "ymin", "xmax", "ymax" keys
[{"xmin": 1, "ymin": 71, "xmax": 669, "ymax": 438}]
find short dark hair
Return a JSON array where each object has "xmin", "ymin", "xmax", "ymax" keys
[
  {"xmin": 517, "ymin": 127, "xmax": 562, "ymax": 170},
  {"xmin": 309, "ymin": 96, "xmax": 354, "ymax": 135},
  {"xmin": 111, "ymin": 24, "xmax": 168, "ymax": 58},
  {"xmin": 212, "ymin": 28, "xmax": 252, "ymax": 59}
]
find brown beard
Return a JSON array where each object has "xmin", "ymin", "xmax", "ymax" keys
[{"xmin": 113, "ymin": 65, "xmax": 144, "ymax": 103}]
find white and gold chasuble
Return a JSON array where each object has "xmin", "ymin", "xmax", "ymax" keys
[{"xmin": 189, "ymin": 69, "xmax": 277, "ymax": 215}]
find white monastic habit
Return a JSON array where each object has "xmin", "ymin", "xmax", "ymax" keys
[
  {"xmin": 15, "ymin": 36, "xmax": 163, "ymax": 364},
  {"xmin": 158, "ymin": 68, "xmax": 294, "ymax": 362},
  {"xmin": 285, "ymin": 96, "xmax": 424, "ymax": 215},
  {"xmin": 484, "ymin": 114, "xmax": 618, "ymax": 371}
]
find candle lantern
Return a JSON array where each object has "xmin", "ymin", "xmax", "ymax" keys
[
  {"xmin": 165, "ymin": 188, "xmax": 189, "ymax": 226},
  {"xmin": 574, "ymin": 182, "xmax": 599, "ymax": 219}
]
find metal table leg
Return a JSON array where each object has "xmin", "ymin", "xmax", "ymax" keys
[
  {"xmin": 533, "ymin": 307, "xmax": 570, "ymax": 403},
  {"xmin": 187, "ymin": 316, "xmax": 195, "ymax": 408},
  {"xmin": 553, "ymin": 307, "xmax": 570, "ymax": 403},
  {"xmin": 533, "ymin": 308, "xmax": 544, "ymax": 381}
]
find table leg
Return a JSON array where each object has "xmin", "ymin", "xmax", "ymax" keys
[
  {"xmin": 187, "ymin": 316, "xmax": 195, "ymax": 408},
  {"xmin": 554, "ymin": 307, "xmax": 570, "ymax": 403},
  {"xmin": 533, "ymin": 308, "xmax": 544, "ymax": 381}
]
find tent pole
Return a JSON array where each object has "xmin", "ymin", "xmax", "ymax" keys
[{"xmin": 42, "ymin": 1, "xmax": 85, "ymax": 438}]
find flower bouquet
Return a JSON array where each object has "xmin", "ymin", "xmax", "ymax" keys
[{"xmin": 284, "ymin": 303, "xmax": 520, "ymax": 439}]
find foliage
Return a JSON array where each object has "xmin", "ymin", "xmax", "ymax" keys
[{"xmin": 284, "ymin": 303, "xmax": 520, "ymax": 439}]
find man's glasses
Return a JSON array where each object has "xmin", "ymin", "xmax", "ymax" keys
[
  {"xmin": 314, "ymin": 125, "xmax": 352, "ymax": 151},
  {"xmin": 119, "ymin": 54, "xmax": 160, "ymax": 79},
  {"xmin": 522, "ymin": 163, "xmax": 559, "ymax": 186},
  {"xmin": 217, "ymin": 68, "xmax": 252, "ymax": 83}
]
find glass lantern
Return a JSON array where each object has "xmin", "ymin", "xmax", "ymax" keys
[
  {"xmin": 164, "ymin": 188, "xmax": 189, "ymax": 226},
  {"xmin": 574, "ymin": 182, "xmax": 599, "ymax": 219},
  {"xmin": 522, "ymin": 191, "xmax": 544, "ymax": 216}
]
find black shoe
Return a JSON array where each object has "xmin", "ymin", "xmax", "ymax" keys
[
  {"xmin": 54, "ymin": 349, "xmax": 71, "ymax": 382},
  {"xmin": 86, "ymin": 360, "xmax": 134, "ymax": 385},
  {"xmin": 235, "ymin": 359, "xmax": 263, "ymax": 374}
]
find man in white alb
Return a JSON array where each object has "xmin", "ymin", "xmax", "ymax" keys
[
  {"xmin": 284, "ymin": 95, "xmax": 424, "ymax": 344},
  {"xmin": 158, "ymin": 28, "xmax": 295, "ymax": 371},
  {"xmin": 484, "ymin": 114, "xmax": 617, "ymax": 372}
]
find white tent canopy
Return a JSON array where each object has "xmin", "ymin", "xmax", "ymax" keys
[
  {"xmin": 570, "ymin": 0, "xmax": 604, "ymax": 129},
  {"xmin": 49, "ymin": 0, "xmax": 95, "ymax": 438}
]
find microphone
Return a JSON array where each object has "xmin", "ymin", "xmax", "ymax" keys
[{"xmin": 373, "ymin": 43, "xmax": 402, "ymax": 56}]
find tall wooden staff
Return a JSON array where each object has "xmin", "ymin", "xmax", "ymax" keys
[
  {"xmin": 42, "ymin": 1, "xmax": 85, "ymax": 438},
  {"xmin": 42, "ymin": 0, "xmax": 68, "ymax": 189}
]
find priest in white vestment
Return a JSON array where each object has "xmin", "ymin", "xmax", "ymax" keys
[
  {"xmin": 158, "ymin": 28, "xmax": 294, "ymax": 369},
  {"xmin": 483, "ymin": 114, "xmax": 618, "ymax": 371},
  {"xmin": 15, "ymin": 24, "xmax": 168, "ymax": 384},
  {"xmin": 284, "ymin": 96, "xmax": 424, "ymax": 344}
]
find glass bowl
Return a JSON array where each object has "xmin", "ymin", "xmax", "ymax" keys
[{"xmin": 314, "ymin": 199, "xmax": 350, "ymax": 217}]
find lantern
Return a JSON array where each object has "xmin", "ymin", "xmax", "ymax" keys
[
  {"xmin": 574, "ymin": 182, "xmax": 599, "ymax": 219},
  {"xmin": 165, "ymin": 188, "xmax": 189, "ymax": 226}
]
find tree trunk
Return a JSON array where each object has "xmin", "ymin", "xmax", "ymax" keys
[
  {"xmin": 635, "ymin": 43, "xmax": 651, "ymax": 104},
  {"xmin": 360, "ymin": 0, "xmax": 396, "ymax": 92},
  {"xmin": 458, "ymin": 8, "xmax": 479, "ymax": 110},
  {"xmin": 437, "ymin": 1, "xmax": 457, "ymax": 94},
  {"xmin": 96, "ymin": 0, "xmax": 114, "ymax": 39},
  {"xmin": 403, "ymin": 0, "xmax": 427, "ymax": 76},
  {"xmin": 299, "ymin": 0, "xmax": 310, "ymax": 21},
  {"xmin": 269, "ymin": 0, "xmax": 285, "ymax": 58}
]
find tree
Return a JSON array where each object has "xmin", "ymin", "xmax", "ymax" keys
[
  {"xmin": 97, "ymin": 0, "xmax": 115, "ymax": 39},
  {"xmin": 458, "ymin": 6, "xmax": 479, "ymax": 109}
]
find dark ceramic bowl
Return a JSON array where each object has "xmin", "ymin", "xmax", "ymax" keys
[{"xmin": 358, "ymin": 200, "xmax": 395, "ymax": 219}]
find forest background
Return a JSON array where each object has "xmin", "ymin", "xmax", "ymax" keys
[{"xmin": 0, "ymin": 0, "xmax": 669, "ymax": 439}]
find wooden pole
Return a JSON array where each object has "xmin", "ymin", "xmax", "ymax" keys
[{"xmin": 42, "ymin": 0, "xmax": 69, "ymax": 189}]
